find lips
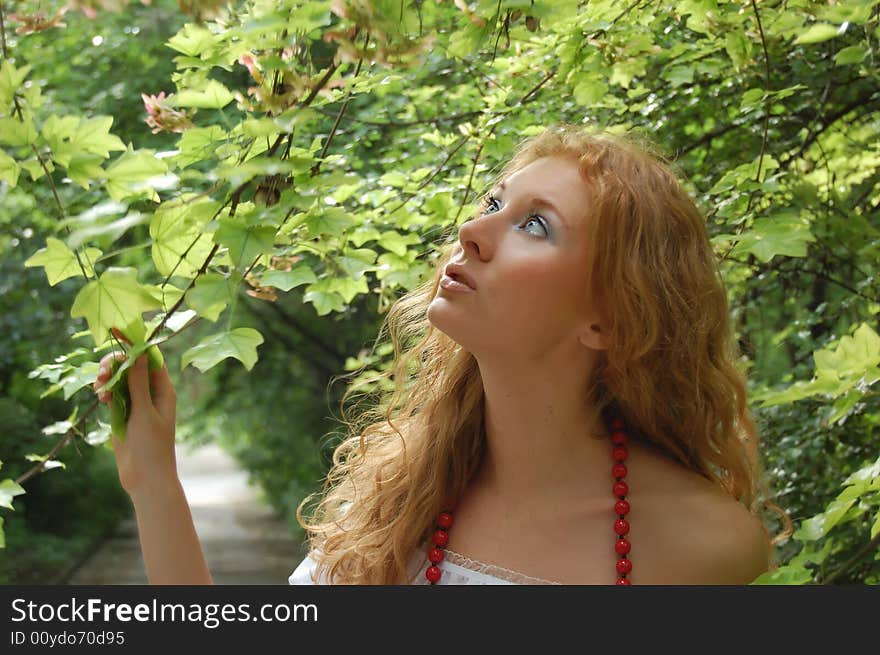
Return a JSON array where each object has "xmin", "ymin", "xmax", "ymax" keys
[{"xmin": 443, "ymin": 263, "xmax": 477, "ymax": 290}]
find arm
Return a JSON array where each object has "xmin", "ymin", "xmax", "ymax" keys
[
  {"xmin": 131, "ymin": 481, "xmax": 213, "ymax": 585},
  {"xmin": 94, "ymin": 333, "xmax": 212, "ymax": 585}
]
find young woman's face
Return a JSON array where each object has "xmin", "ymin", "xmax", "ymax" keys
[{"xmin": 428, "ymin": 155, "xmax": 598, "ymax": 360}]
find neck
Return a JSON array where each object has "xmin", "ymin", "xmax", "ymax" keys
[{"xmin": 465, "ymin": 352, "xmax": 610, "ymax": 514}]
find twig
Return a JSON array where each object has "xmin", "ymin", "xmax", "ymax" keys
[
  {"xmin": 719, "ymin": 0, "xmax": 772, "ymax": 263},
  {"xmin": 15, "ymin": 402, "xmax": 100, "ymax": 486},
  {"xmin": 749, "ymin": 0, "xmax": 771, "ymax": 195},
  {"xmin": 313, "ymin": 32, "xmax": 370, "ymax": 176},
  {"xmin": 454, "ymin": 130, "xmax": 492, "ymax": 224},
  {"xmin": 520, "ymin": 70, "xmax": 555, "ymax": 105},
  {"xmin": 817, "ymin": 531, "xmax": 880, "ymax": 584},
  {"xmin": 383, "ymin": 135, "xmax": 472, "ymax": 217}
]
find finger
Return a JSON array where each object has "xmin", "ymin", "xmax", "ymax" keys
[
  {"xmin": 97, "ymin": 351, "xmax": 126, "ymax": 382},
  {"xmin": 148, "ymin": 362, "xmax": 177, "ymax": 421},
  {"xmin": 100, "ymin": 350, "xmax": 127, "ymax": 366},
  {"xmin": 126, "ymin": 354, "xmax": 153, "ymax": 411}
]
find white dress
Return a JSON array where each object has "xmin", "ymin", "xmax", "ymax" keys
[{"xmin": 289, "ymin": 541, "xmax": 561, "ymax": 585}]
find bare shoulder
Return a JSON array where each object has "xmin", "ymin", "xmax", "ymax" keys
[
  {"xmin": 681, "ymin": 484, "xmax": 771, "ymax": 584},
  {"xmin": 629, "ymin": 441, "xmax": 771, "ymax": 585}
]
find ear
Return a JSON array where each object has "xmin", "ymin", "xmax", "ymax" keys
[{"xmin": 578, "ymin": 321, "xmax": 609, "ymax": 351}]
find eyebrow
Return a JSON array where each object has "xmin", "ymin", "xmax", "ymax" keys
[{"xmin": 496, "ymin": 180, "xmax": 570, "ymax": 230}]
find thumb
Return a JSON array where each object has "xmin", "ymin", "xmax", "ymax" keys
[
  {"xmin": 126, "ymin": 353, "xmax": 153, "ymax": 412},
  {"xmin": 148, "ymin": 362, "xmax": 177, "ymax": 421}
]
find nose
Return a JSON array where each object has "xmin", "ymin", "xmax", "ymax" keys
[{"xmin": 457, "ymin": 205, "xmax": 497, "ymax": 260}]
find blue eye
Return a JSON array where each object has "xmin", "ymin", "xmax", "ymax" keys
[{"xmin": 481, "ymin": 194, "xmax": 549, "ymax": 238}]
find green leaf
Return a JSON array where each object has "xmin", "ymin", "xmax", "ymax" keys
[
  {"xmin": 754, "ymin": 324, "xmax": 880, "ymax": 406},
  {"xmin": 327, "ymin": 274, "xmax": 368, "ymax": 303},
  {"xmin": 286, "ymin": 0, "xmax": 333, "ymax": 32},
  {"xmin": 75, "ymin": 116, "xmax": 128, "ymax": 158},
  {"xmin": 0, "ymin": 115, "xmax": 38, "ymax": 147},
  {"xmin": 0, "ymin": 515, "xmax": 4, "ymax": 548},
  {"xmin": 301, "ymin": 274, "xmax": 368, "ymax": 313},
  {"xmin": 740, "ymin": 87, "xmax": 765, "ymax": 110},
  {"xmin": 69, "ymin": 267, "xmax": 164, "ymax": 345},
  {"xmin": 378, "ymin": 171, "xmax": 411, "ymax": 189},
  {"xmin": 793, "ymin": 496, "xmax": 858, "ymax": 541},
  {"xmin": 795, "ymin": 23, "xmax": 844, "ymax": 45},
  {"xmin": 20, "ymin": 156, "xmax": 48, "ymax": 181},
  {"xmin": 749, "ymin": 565, "xmax": 814, "ymax": 585},
  {"xmin": 214, "ymin": 219, "xmax": 276, "ymax": 272},
  {"xmin": 150, "ymin": 197, "xmax": 221, "ymax": 278},
  {"xmin": 842, "ymin": 455, "xmax": 880, "ymax": 490},
  {"xmin": 814, "ymin": 323, "xmax": 880, "ymax": 380},
  {"xmin": 67, "ymin": 154, "xmax": 106, "ymax": 189},
  {"xmin": 730, "ymin": 211, "xmax": 816, "ymax": 262},
  {"xmin": 181, "ymin": 327, "xmax": 264, "ymax": 372},
  {"xmin": 661, "ymin": 66, "xmax": 694, "ymax": 86},
  {"xmin": 104, "ymin": 148, "xmax": 171, "ymax": 202},
  {"xmin": 724, "ymin": 31, "xmax": 750, "ymax": 69},
  {"xmin": 334, "ymin": 248, "xmax": 378, "ymax": 280},
  {"xmin": 186, "ymin": 273, "xmax": 235, "ymax": 321},
  {"xmin": 257, "ymin": 263, "xmax": 318, "ymax": 291},
  {"xmin": 24, "ymin": 237, "xmax": 102, "ymax": 286},
  {"xmin": 573, "ymin": 78, "xmax": 609, "ymax": 105},
  {"xmin": 175, "ymin": 126, "xmax": 227, "ymax": 168},
  {"xmin": 303, "ymin": 283, "xmax": 346, "ymax": 315},
  {"xmin": 215, "ymin": 157, "xmax": 298, "ymax": 187},
  {"xmin": 377, "ymin": 230, "xmax": 421, "ymax": 257},
  {"xmin": 0, "ymin": 150, "xmax": 20, "ymax": 187},
  {"xmin": 167, "ymin": 23, "xmax": 222, "ymax": 57},
  {"xmin": 172, "ymin": 80, "xmax": 234, "ymax": 109},
  {"xmin": 0, "ymin": 60, "xmax": 31, "ymax": 111},
  {"xmin": 446, "ymin": 21, "xmax": 487, "ymax": 59},
  {"xmin": 835, "ymin": 45, "xmax": 869, "ymax": 66},
  {"xmin": 305, "ymin": 206, "xmax": 352, "ymax": 238},
  {"xmin": 239, "ymin": 118, "xmax": 283, "ymax": 139},
  {"xmin": 41, "ymin": 115, "xmax": 126, "ymax": 168},
  {"xmin": 0, "ymin": 479, "xmax": 25, "ymax": 510},
  {"xmin": 24, "ymin": 454, "xmax": 66, "ymax": 470}
]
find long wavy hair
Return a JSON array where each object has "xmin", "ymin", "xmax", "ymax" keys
[{"xmin": 296, "ymin": 123, "xmax": 793, "ymax": 584}]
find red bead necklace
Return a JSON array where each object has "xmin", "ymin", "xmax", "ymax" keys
[{"xmin": 425, "ymin": 416, "xmax": 633, "ymax": 585}]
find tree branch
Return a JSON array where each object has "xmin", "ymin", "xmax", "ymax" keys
[{"xmin": 816, "ymin": 531, "xmax": 880, "ymax": 585}]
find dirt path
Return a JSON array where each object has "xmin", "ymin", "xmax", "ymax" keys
[{"xmin": 65, "ymin": 442, "xmax": 306, "ymax": 585}]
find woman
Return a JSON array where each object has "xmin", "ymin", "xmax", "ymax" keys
[{"xmin": 94, "ymin": 124, "xmax": 791, "ymax": 585}]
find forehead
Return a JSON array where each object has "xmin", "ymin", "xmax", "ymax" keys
[{"xmin": 499, "ymin": 156, "xmax": 589, "ymax": 229}]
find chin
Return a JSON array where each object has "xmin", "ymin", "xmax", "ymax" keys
[{"xmin": 426, "ymin": 302, "xmax": 472, "ymax": 350}]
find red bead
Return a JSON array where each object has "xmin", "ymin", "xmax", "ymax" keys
[
  {"xmin": 612, "ymin": 463, "xmax": 627, "ymax": 479},
  {"xmin": 616, "ymin": 558, "xmax": 633, "ymax": 574},
  {"xmin": 614, "ymin": 519, "xmax": 630, "ymax": 535},
  {"xmin": 426, "ymin": 565, "xmax": 442, "ymax": 583},
  {"xmin": 615, "ymin": 538, "xmax": 631, "ymax": 555},
  {"xmin": 432, "ymin": 529, "xmax": 449, "ymax": 547},
  {"xmin": 611, "ymin": 431, "xmax": 628, "ymax": 446},
  {"xmin": 612, "ymin": 446, "xmax": 628, "ymax": 462},
  {"xmin": 437, "ymin": 512, "xmax": 453, "ymax": 529},
  {"xmin": 615, "ymin": 499, "xmax": 630, "ymax": 515},
  {"xmin": 612, "ymin": 418, "xmax": 624, "ymax": 430},
  {"xmin": 613, "ymin": 480, "xmax": 629, "ymax": 497},
  {"xmin": 428, "ymin": 547, "xmax": 445, "ymax": 564},
  {"xmin": 616, "ymin": 578, "xmax": 632, "ymax": 585}
]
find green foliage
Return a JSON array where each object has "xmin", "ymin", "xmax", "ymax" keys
[{"xmin": 2, "ymin": 0, "xmax": 879, "ymax": 583}]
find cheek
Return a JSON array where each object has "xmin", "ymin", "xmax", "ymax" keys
[{"xmin": 494, "ymin": 263, "xmax": 574, "ymax": 315}]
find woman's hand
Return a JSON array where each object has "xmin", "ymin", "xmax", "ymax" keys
[{"xmin": 93, "ymin": 328, "xmax": 179, "ymax": 499}]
